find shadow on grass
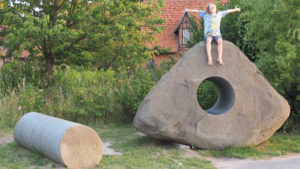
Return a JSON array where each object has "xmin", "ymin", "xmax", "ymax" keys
[{"xmin": 100, "ymin": 136, "xmax": 216, "ymax": 169}]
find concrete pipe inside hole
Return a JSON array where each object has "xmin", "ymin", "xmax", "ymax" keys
[{"xmin": 197, "ymin": 76, "xmax": 235, "ymax": 115}]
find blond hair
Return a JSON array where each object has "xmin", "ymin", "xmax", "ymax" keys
[{"xmin": 206, "ymin": 3, "xmax": 218, "ymax": 14}]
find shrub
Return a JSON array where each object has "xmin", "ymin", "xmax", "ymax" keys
[
  {"xmin": 0, "ymin": 65, "xmax": 156, "ymax": 127},
  {"xmin": 0, "ymin": 61, "xmax": 47, "ymax": 92},
  {"xmin": 197, "ymin": 80, "xmax": 218, "ymax": 110},
  {"xmin": 0, "ymin": 84, "xmax": 44, "ymax": 128},
  {"xmin": 114, "ymin": 68, "xmax": 155, "ymax": 122}
]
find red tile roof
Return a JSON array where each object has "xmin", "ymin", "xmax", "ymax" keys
[{"xmin": 151, "ymin": 0, "xmax": 226, "ymax": 53}]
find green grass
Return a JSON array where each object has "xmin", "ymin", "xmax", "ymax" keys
[
  {"xmin": 0, "ymin": 126, "xmax": 215, "ymax": 169},
  {"xmin": 0, "ymin": 126, "xmax": 299, "ymax": 168},
  {"xmin": 0, "ymin": 142, "xmax": 58, "ymax": 169},
  {"xmin": 96, "ymin": 125, "xmax": 215, "ymax": 169},
  {"xmin": 198, "ymin": 132, "xmax": 300, "ymax": 159}
]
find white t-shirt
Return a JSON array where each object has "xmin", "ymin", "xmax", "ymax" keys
[{"xmin": 199, "ymin": 10, "xmax": 226, "ymax": 36}]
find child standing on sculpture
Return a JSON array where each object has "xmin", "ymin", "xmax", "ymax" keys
[{"xmin": 185, "ymin": 3, "xmax": 241, "ymax": 65}]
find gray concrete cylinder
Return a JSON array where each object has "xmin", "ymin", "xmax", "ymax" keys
[{"xmin": 14, "ymin": 112, "xmax": 103, "ymax": 169}]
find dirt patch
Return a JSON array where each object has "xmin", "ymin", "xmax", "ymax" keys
[
  {"xmin": 103, "ymin": 141, "xmax": 122, "ymax": 155},
  {"xmin": 136, "ymin": 132, "xmax": 146, "ymax": 136},
  {"xmin": 0, "ymin": 133, "xmax": 14, "ymax": 145}
]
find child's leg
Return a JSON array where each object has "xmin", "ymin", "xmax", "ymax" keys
[
  {"xmin": 216, "ymin": 38, "xmax": 224, "ymax": 65},
  {"xmin": 206, "ymin": 37, "xmax": 213, "ymax": 65}
]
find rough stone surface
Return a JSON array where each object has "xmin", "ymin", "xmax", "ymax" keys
[{"xmin": 133, "ymin": 41, "xmax": 290, "ymax": 149}]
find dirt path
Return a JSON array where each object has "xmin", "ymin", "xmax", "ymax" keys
[
  {"xmin": 176, "ymin": 143, "xmax": 300, "ymax": 169},
  {"xmin": 102, "ymin": 141, "xmax": 122, "ymax": 155},
  {"xmin": 206, "ymin": 153, "xmax": 300, "ymax": 169}
]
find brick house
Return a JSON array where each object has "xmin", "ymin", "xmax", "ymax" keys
[
  {"xmin": 0, "ymin": 25, "xmax": 29, "ymax": 68},
  {"xmin": 151, "ymin": 0, "xmax": 225, "ymax": 65},
  {"xmin": 0, "ymin": 25, "xmax": 7, "ymax": 68}
]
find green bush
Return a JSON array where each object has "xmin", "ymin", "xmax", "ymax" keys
[
  {"xmin": 0, "ymin": 84, "xmax": 45, "ymax": 128},
  {"xmin": 148, "ymin": 55, "xmax": 177, "ymax": 82},
  {"xmin": 114, "ymin": 68, "xmax": 156, "ymax": 123},
  {"xmin": 0, "ymin": 64, "xmax": 156, "ymax": 127},
  {"xmin": 0, "ymin": 61, "xmax": 47, "ymax": 92},
  {"xmin": 50, "ymin": 68, "xmax": 155, "ymax": 123},
  {"xmin": 197, "ymin": 80, "xmax": 218, "ymax": 110}
]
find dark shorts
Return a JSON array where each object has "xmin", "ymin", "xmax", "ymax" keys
[{"xmin": 204, "ymin": 35, "xmax": 222, "ymax": 43}]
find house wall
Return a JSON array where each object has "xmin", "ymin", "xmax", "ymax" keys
[
  {"xmin": 0, "ymin": 45, "xmax": 30, "ymax": 69},
  {"xmin": 151, "ymin": 0, "xmax": 209, "ymax": 53},
  {"xmin": 0, "ymin": 46, "xmax": 4, "ymax": 69},
  {"xmin": 0, "ymin": 25, "xmax": 30, "ymax": 69}
]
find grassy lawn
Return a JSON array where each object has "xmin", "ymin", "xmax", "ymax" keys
[
  {"xmin": 0, "ymin": 126, "xmax": 299, "ymax": 169},
  {"xmin": 97, "ymin": 125, "xmax": 215, "ymax": 169},
  {"xmin": 0, "ymin": 142, "xmax": 58, "ymax": 169},
  {"xmin": 0, "ymin": 126, "xmax": 215, "ymax": 169}
]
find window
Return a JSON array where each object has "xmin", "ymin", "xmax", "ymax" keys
[
  {"xmin": 183, "ymin": 29, "xmax": 190, "ymax": 45},
  {"xmin": 147, "ymin": 59, "xmax": 155, "ymax": 68}
]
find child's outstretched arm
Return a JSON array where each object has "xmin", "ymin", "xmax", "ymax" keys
[
  {"xmin": 184, "ymin": 8, "xmax": 201, "ymax": 13},
  {"xmin": 184, "ymin": 8, "xmax": 205, "ymax": 18},
  {"xmin": 225, "ymin": 6, "xmax": 241, "ymax": 14}
]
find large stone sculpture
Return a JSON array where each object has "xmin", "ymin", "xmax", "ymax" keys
[
  {"xmin": 133, "ymin": 41, "xmax": 290, "ymax": 149},
  {"xmin": 14, "ymin": 112, "xmax": 103, "ymax": 169}
]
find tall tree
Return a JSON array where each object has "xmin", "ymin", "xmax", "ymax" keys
[
  {"xmin": 242, "ymin": 0, "xmax": 300, "ymax": 131},
  {"xmin": 1, "ymin": 0, "xmax": 164, "ymax": 77}
]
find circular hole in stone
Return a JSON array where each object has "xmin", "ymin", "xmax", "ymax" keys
[
  {"xmin": 197, "ymin": 76, "xmax": 235, "ymax": 115},
  {"xmin": 197, "ymin": 80, "xmax": 218, "ymax": 110}
]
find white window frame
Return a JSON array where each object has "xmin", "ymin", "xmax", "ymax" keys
[{"xmin": 183, "ymin": 29, "xmax": 190, "ymax": 45}]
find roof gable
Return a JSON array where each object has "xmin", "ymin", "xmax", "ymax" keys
[{"xmin": 174, "ymin": 12, "xmax": 192, "ymax": 34}]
